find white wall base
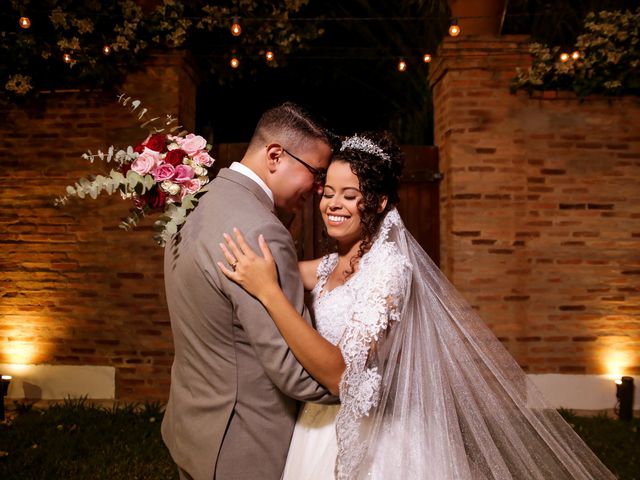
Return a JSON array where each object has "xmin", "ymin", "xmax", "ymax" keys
[
  {"xmin": 529, "ymin": 374, "xmax": 638, "ymax": 410},
  {"xmin": 0, "ymin": 365, "xmax": 635, "ymax": 410},
  {"xmin": 1, "ymin": 364, "xmax": 115, "ymax": 400}
]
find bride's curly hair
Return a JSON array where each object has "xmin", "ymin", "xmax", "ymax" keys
[{"xmin": 331, "ymin": 131, "xmax": 404, "ymax": 278}]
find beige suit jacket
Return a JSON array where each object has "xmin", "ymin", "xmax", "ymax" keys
[{"xmin": 161, "ymin": 168, "xmax": 336, "ymax": 480}]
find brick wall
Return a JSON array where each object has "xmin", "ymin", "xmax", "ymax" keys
[
  {"xmin": 429, "ymin": 36, "xmax": 640, "ymax": 376},
  {"xmin": 0, "ymin": 51, "xmax": 197, "ymax": 400}
]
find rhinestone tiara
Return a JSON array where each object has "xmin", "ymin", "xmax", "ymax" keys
[{"xmin": 339, "ymin": 135, "xmax": 391, "ymax": 163}]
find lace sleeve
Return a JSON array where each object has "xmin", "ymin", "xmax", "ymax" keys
[{"xmin": 335, "ymin": 241, "xmax": 412, "ymax": 479}]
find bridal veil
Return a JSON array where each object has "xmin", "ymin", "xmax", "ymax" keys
[{"xmin": 335, "ymin": 209, "xmax": 614, "ymax": 480}]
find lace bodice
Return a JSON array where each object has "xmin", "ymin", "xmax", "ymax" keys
[
  {"xmin": 310, "ymin": 210, "xmax": 413, "ymax": 479},
  {"xmin": 309, "ymin": 254, "xmax": 353, "ymax": 346}
]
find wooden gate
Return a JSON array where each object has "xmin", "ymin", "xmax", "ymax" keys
[{"xmin": 212, "ymin": 144, "xmax": 441, "ymax": 265}]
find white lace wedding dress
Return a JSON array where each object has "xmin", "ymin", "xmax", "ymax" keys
[
  {"xmin": 282, "ymin": 209, "xmax": 614, "ymax": 480},
  {"xmin": 282, "ymin": 211, "xmax": 412, "ymax": 480},
  {"xmin": 280, "ymin": 252, "xmax": 345, "ymax": 480}
]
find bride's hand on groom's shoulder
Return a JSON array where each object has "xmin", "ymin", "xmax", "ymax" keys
[{"xmin": 217, "ymin": 228, "xmax": 280, "ymax": 303}]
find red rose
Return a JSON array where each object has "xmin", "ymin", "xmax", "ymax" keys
[
  {"xmin": 165, "ymin": 148, "xmax": 187, "ymax": 167},
  {"xmin": 133, "ymin": 143, "xmax": 145, "ymax": 154},
  {"xmin": 144, "ymin": 187, "xmax": 167, "ymax": 209},
  {"xmin": 145, "ymin": 134, "xmax": 167, "ymax": 153}
]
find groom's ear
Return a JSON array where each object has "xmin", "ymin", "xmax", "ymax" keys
[
  {"xmin": 265, "ymin": 143, "xmax": 284, "ymax": 173},
  {"xmin": 377, "ymin": 196, "xmax": 388, "ymax": 213}
]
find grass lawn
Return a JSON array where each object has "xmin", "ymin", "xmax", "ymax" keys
[
  {"xmin": 0, "ymin": 399, "xmax": 177, "ymax": 480},
  {"xmin": 0, "ymin": 399, "xmax": 638, "ymax": 479}
]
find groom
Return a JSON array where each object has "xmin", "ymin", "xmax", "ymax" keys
[{"xmin": 162, "ymin": 103, "xmax": 337, "ymax": 480}]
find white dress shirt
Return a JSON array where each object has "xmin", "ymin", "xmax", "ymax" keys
[{"xmin": 229, "ymin": 162, "xmax": 274, "ymax": 205}]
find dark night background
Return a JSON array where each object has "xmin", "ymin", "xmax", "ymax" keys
[{"xmin": 194, "ymin": 0, "xmax": 637, "ymax": 145}]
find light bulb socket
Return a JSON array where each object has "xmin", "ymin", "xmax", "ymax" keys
[
  {"xmin": 231, "ymin": 16, "xmax": 242, "ymax": 36},
  {"xmin": 448, "ymin": 18, "xmax": 461, "ymax": 37}
]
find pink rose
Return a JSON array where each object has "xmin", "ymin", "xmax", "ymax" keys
[
  {"xmin": 193, "ymin": 150, "xmax": 214, "ymax": 167},
  {"xmin": 131, "ymin": 152, "xmax": 159, "ymax": 175},
  {"xmin": 173, "ymin": 164, "xmax": 195, "ymax": 183},
  {"xmin": 142, "ymin": 147, "xmax": 162, "ymax": 160},
  {"xmin": 167, "ymin": 134, "xmax": 183, "ymax": 145},
  {"xmin": 180, "ymin": 134, "xmax": 207, "ymax": 156},
  {"xmin": 181, "ymin": 178, "xmax": 202, "ymax": 197},
  {"xmin": 152, "ymin": 163, "xmax": 176, "ymax": 182}
]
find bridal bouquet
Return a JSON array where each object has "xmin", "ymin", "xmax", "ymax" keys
[{"xmin": 55, "ymin": 95, "xmax": 214, "ymax": 246}]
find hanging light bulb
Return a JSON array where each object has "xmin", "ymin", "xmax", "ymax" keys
[
  {"xmin": 397, "ymin": 58, "xmax": 407, "ymax": 72},
  {"xmin": 265, "ymin": 50, "xmax": 275, "ymax": 62},
  {"xmin": 63, "ymin": 53, "xmax": 72, "ymax": 63},
  {"xmin": 102, "ymin": 45, "xmax": 111, "ymax": 55},
  {"xmin": 19, "ymin": 16, "xmax": 31, "ymax": 29},
  {"xmin": 231, "ymin": 17, "xmax": 242, "ymax": 37},
  {"xmin": 560, "ymin": 52, "xmax": 570, "ymax": 62},
  {"xmin": 571, "ymin": 50, "xmax": 581, "ymax": 60},
  {"xmin": 230, "ymin": 56, "xmax": 240, "ymax": 69},
  {"xmin": 448, "ymin": 19, "xmax": 461, "ymax": 37},
  {"xmin": 423, "ymin": 53, "xmax": 432, "ymax": 63}
]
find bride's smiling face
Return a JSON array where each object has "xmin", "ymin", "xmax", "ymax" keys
[{"xmin": 319, "ymin": 161, "xmax": 364, "ymax": 246}]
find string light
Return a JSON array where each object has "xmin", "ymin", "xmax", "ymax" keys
[
  {"xmin": 63, "ymin": 53, "xmax": 72, "ymax": 63},
  {"xmin": 231, "ymin": 17, "xmax": 242, "ymax": 36},
  {"xmin": 397, "ymin": 58, "xmax": 407, "ymax": 72},
  {"xmin": 265, "ymin": 50, "xmax": 275, "ymax": 62},
  {"xmin": 571, "ymin": 50, "xmax": 580, "ymax": 60},
  {"xmin": 19, "ymin": 16, "xmax": 31, "ymax": 29},
  {"xmin": 423, "ymin": 53, "xmax": 432, "ymax": 63},
  {"xmin": 230, "ymin": 55, "xmax": 240, "ymax": 69},
  {"xmin": 448, "ymin": 19, "xmax": 461, "ymax": 37},
  {"xmin": 560, "ymin": 52, "xmax": 570, "ymax": 62},
  {"xmin": 102, "ymin": 45, "xmax": 111, "ymax": 55}
]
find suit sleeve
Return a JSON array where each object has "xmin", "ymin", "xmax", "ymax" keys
[{"xmin": 222, "ymin": 221, "xmax": 338, "ymax": 404}]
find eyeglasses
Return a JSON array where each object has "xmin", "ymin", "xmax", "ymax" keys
[{"xmin": 282, "ymin": 148, "xmax": 327, "ymax": 184}]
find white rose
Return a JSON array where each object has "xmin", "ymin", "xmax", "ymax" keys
[{"xmin": 161, "ymin": 181, "xmax": 181, "ymax": 196}]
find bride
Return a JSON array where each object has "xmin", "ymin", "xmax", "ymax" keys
[{"xmin": 218, "ymin": 132, "xmax": 615, "ymax": 479}]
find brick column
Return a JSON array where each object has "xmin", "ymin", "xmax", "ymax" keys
[{"xmin": 428, "ymin": 36, "xmax": 640, "ymax": 376}]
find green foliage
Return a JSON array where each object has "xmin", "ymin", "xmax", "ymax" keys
[
  {"xmin": 559, "ymin": 409, "xmax": 640, "ymax": 480},
  {"xmin": 1, "ymin": 0, "xmax": 321, "ymax": 103},
  {"xmin": 0, "ymin": 399, "xmax": 176, "ymax": 480},
  {"xmin": 0, "ymin": 402, "xmax": 637, "ymax": 479},
  {"xmin": 512, "ymin": 8, "xmax": 640, "ymax": 97}
]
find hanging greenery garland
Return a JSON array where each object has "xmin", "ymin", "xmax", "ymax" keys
[
  {"xmin": 1, "ymin": 0, "xmax": 322, "ymax": 102},
  {"xmin": 512, "ymin": 8, "xmax": 640, "ymax": 97}
]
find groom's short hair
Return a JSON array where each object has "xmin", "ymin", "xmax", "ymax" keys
[{"xmin": 248, "ymin": 102, "xmax": 335, "ymax": 153}]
